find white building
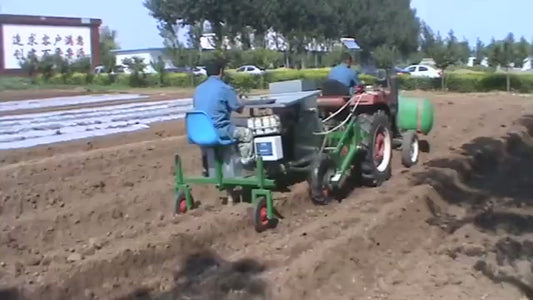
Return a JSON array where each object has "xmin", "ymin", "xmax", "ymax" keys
[
  {"xmin": 112, "ymin": 48, "xmax": 173, "ymax": 73},
  {"xmin": 522, "ymin": 56, "xmax": 533, "ymax": 71},
  {"xmin": 467, "ymin": 56, "xmax": 489, "ymax": 67}
]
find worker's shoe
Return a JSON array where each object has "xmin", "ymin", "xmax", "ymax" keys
[
  {"xmin": 240, "ymin": 156, "xmax": 256, "ymax": 170},
  {"xmin": 202, "ymin": 153, "xmax": 209, "ymax": 177}
]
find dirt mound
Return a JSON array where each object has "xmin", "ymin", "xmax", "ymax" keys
[
  {"xmin": 412, "ymin": 114, "xmax": 533, "ymax": 299},
  {"xmin": 119, "ymin": 250, "xmax": 268, "ymax": 300},
  {"xmin": 1, "ymin": 93, "xmax": 533, "ymax": 300}
]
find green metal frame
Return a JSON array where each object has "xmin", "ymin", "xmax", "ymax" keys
[
  {"xmin": 174, "ymin": 146, "xmax": 277, "ymax": 220},
  {"xmin": 320, "ymin": 115, "xmax": 367, "ymax": 189}
]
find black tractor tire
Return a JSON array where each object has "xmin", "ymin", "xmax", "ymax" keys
[
  {"xmin": 359, "ymin": 110, "xmax": 393, "ymax": 187},
  {"xmin": 401, "ymin": 130, "xmax": 419, "ymax": 168},
  {"xmin": 307, "ymin": 154, "xmax": 336, "ymax": 205}
]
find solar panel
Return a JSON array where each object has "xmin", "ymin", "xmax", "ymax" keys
[{"xmin": 340, "ymin": 38, "xmax": 361, "ymax": 50}]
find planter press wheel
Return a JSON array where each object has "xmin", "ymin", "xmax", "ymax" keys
[
  {"xmin": 174, "ymin": 190, "xmax": 193, "ymax": 214},
  {"xmin": 253, "ymin": 196, "xmax": 278, "ymax": 233},
  {"xmin": 308, "ymin": 154, "xmax": 336, "ymax": 205},
  {"xmin": 360, "ymin": 110, "xmax": 393, "ymax": 187},
  {"xmin": 401, "ymin": 130, "xmax": 419, "ymax": 168}
]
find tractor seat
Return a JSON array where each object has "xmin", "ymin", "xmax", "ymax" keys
[
  {"xmin": 185, "ymin": 111, "xmax": 235, "ymax": 146},
  {"xmin": 321, "ymin": 79, "xmax": 350, "ymax": 96}
]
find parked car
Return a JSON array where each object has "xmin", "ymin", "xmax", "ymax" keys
[
  {"xmin": 93, "ymin": 65, "xmax": 129, "ymax": 75},
  {"xmin": 394, "ymin": 66, "xmax": 411, "ymax": 75},
  {"xmin": 235, "ymin": 65, "xmax": 264, "ymax": 75},
  {"xmin": 165, "ymin": 67, "xmax": 193, "ymax": 74},
  {"xmin": 192, "ymin": 66, "xmax": 207, "ymax": 76},
  {"xmin": 405, "ymin": 64, "xmax": 442, "ymax": 78}
]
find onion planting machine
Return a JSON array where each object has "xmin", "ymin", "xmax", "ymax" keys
[{"xmin": 173, "ymin": 73, "xmax": 434, "ymax": 232}]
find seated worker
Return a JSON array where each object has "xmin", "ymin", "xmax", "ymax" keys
[
  {"xmin": 192, "ymin": 59, "xmax": 255, "ymax": 169},
  {"xmin": 327, "ymin": 52, "xmax": 361, "ymax": 94}
]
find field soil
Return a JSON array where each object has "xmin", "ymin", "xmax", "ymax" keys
[{"xmin": 1, "ymin": 91, "xmax": 533, "ymax": 300}]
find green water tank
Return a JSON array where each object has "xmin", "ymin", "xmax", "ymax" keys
[{"xmin": 396, "ymin": 96, "xmax": 434, "ymax": 135}]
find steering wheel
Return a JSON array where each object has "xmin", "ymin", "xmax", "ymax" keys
[
  {"xmin": 354, "ymin": 84, "xmax": 366, "ymax": 94},
  {"xmin": 375, "ymin": 69, "xmax": 387, "ymax": 82}
]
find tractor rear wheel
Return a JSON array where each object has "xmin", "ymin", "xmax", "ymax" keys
[
  {"xmin": 359, "ymin": 110, "xmax": 393, "ymax": 187},
  {"xmin": 308, "ymin": 154, "xmax": 336, "ymax": 205}
]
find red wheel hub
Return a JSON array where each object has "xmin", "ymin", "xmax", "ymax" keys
[
  {"xmin": 259, "ymin": 206, "xmax": 269, "ymax": 226},
  {"xmin": 374, "ymin": 131, "xmax": 385, "ymax": 162},
  {"xmin": 179, "ymin": 199, "xmax": 188, "ymax": 213}
]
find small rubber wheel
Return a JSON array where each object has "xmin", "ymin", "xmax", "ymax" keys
[
  {"xmin": 401, "ymin": 131, "xmax": 419, "ymax": 168},
  {"xmin": 174, "ymin": 190, "xmax": 192, "ymax": 214},
  {"xmin": 253, "ymin": 197, "xmax": 278, "ymax": 233},
  {"xmin": 307, "ymin": 154, "xmax": 335, "ymax": 205}
]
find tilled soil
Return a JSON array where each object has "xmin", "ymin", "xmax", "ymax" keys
[{"xmin": 1, "ymin": 92, "xmax": 533, "ymax": 300}]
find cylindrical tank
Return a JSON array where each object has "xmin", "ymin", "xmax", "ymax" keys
[{"xmin": 396, "ymin": 96, "xmax": 434, "ymax": 135}]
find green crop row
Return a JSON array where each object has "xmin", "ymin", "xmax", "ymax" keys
[{"xmin": 25, "ymin": 69, "xmax": 533, "ymax": 93}]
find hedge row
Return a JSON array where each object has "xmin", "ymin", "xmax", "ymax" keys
[{"xmin": 35, "ymin": 70, "xmax": 533, "ymax": 93}]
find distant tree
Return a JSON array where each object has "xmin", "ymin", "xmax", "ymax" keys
[
  {"xmin": 488, "ymin": 39, "xmax": 513, "ymax": 91},
  {"xmin": 37, "ymin": 54, "xmax": 56, "ymax": 81},
  {"xmin": 54, "ymin": 54, "xmax": 72, "ymax": 82},
  {"xmin": 159, "ymin": 22, "xmax": 191, "ymax": 67},
  {"xmin": 150, "ymin": 56, "xmax": 167, "ymax": 86},
  {"xmin": 514, "ymin": 37, "xmax": 530, "ymax": 68},
  {"xmin": 19, "ymin": 52, "xmax": 39, "ymax": 81},
  {"xmin": 99, "ymin": 26, "xmax": 119, "ymax": 72},
  {"xmin": 187, "ymin": 21, "xmax": 204, "ymax": 51},
  {"xmin": 122, "ymin": 56, "xmax": 148, "ymax": 87},
  {"xmin": 372, "ymin": 45, "xmax": 399, "ymax": 69},
  {"xmin": 407, "ymin": 51, "xmax": 424, "ymax": 65},
  {"xmin": 419, "ymin": 22, "xmax": 436, "ymax": 56},
  {"xmin": 427, "ymin": 30, "xmax": 462, "ymax": 90},
  {"xmin": 474, "ymin": 38, "xmax": 485, "ymax": 65},
  {"xmin": 338, "ymin": 0, "xmax": 420, "ymax": 63},
  {"xmin": 71, "ymin": 57, "xmax": 92, "ymax": 73},
  {"xmin": 456, "ymin": 38, "xmax": 471, "ymax": 64}
]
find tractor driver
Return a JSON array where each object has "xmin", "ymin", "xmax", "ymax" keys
[
  {"xmin": 192, "ymin": 59, "xmax": 255, "ymax": 170},
  {"xmin": 327, "ymin": 52, "xmax": 361, "ymax": 94}
]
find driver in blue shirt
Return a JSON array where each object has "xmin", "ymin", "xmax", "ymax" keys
[
  {"xmin": 327, "ymin": 52, "xmax": 361, "ymax": 93},
  {"xmin": 193, "ymin": 59, "xmax": 255, "ymax": 170}
]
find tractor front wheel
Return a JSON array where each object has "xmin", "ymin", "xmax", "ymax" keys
[
  {"xmin": 359, "ymin": 110, "xmax": 393, "ymax": 187},
  {"xmin": 401, "ymin": 130, "xmax": 419, "ymax": 168},
  {"xmin": 308, "ymin": 154, "xmax": 336, "ymax": 205}
]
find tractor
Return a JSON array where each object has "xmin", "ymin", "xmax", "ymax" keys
[{"xmin": 173, "ymin": 38, "xmax": 434, "ymax": 232}]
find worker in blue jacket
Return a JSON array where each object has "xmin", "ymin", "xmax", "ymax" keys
[
  {"xmin": 193, "ymin": 59, "xmax": 255, "ymax": 173},
  {"xmin": 327, "ymin": 52, "xmax": 361, "ymax": 93}
]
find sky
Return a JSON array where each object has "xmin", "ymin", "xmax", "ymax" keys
[{"xmin": 1, "ymin": 0, "xmax": 532, "ymax": 50}]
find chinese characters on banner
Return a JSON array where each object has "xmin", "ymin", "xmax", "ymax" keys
[
  {"xmin": 2, "ymin": 25, "xmax": 92, "ymax": 69},
  {"xmin": 12, "ymin": 33, "xmax": 85, "ymax": 60}
]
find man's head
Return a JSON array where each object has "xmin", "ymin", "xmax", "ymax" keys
[
  {"xmin": 205, "ymin": 58, "xmax": 227, "ymax": 77},
  {"xmin": 341, "ymin": 52, "xmax": 353, "ymax": 66}
]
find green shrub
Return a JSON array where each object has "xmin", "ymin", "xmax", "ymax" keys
[
  {"xmin": 476, "ymin": 73, "xmax": 532, "ymax": 92},
  {"xmin": 4, "ymin": 67, "xmax": 533, "ymax": 94},
  {"xmin": 228, "ymin": 74, "xmax": 262, "ymax": 94},
  {"xmin": 115, "ymin": 74, "xmax": 130, "ymax": 86},
  {"xmin": 445, "ymin": 74, "xmax": 480, "ymax": 93},
  {"xmin": 0, "ymin": 76, "xmax": 33, "ymax": 90},
  {"xmin": 166, "ymin": 73, "xmax": 193, "ymax": 87},
  {"xmin": 92, "ymin": 74, "xmax": 113, "ymax": 86},
  {"xmin": 64, "ymin": 73, "xmax": 87, "ymax": 85}
]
